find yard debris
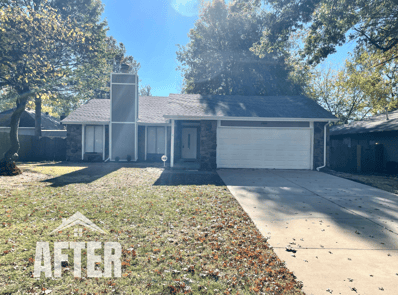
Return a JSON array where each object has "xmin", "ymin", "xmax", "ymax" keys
[
  {"xmin": 0, "ymin": 160, "xmax": 22, "ymax": 176},
  {"xmin": 285, "ymin": 245, "xmax": 297, "ymax": 253}
]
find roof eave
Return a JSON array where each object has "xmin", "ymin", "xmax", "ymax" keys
[
  {"xmin": 163, "ymin": 115, "xmax": 339, "ymax": 122},
  {"xmin": 330, "ymin": 128, "xmax": 398, "ymax": 136},
  {"xmin": 62, "ymin": 121, "xmax": 110, "ymax": 125}
]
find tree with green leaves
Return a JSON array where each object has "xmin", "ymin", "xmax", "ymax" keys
[
  {"xmin": 177, "ymin": 0, "xmax": 302, "ymax": 96},
  {"xmin": 47, "ymin": 36, "xmax": 142, "ymax": 115},
  {"xmin": 342, "ymin": 47, "xmax": 397, "ymax": 114},
  {"xmin": 0, "ymin": 34, "xmax": 144, "ymax": 114},
  {"xmin": 305, "ymin": 47, "xmax": 397, "ymax": 123},
  {"xmin": 304, "ymin": 66, "xmax": 369, "ymax": 123},
  {"xmin": 139, "ymin": 85, "xmax": 152, "ymax": 96},
  {"xmin": 256, "ymin": 0, "xmax": 398, "ymax": 66},
  {"xmin": 106, "ymin": 36, "xmax": 141, "ymax": 74},
  {"xmin": 0, "ymin": 0, "xmax": 108, "ymax": 137},
  {"xmin": 0, "ymin": 1, "xmax": 107, "ymax": 174}
]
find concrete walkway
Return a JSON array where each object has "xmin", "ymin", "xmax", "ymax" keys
[{"xmin": 217, "ymin": 169, "xmax": 398, "ymax": 295}]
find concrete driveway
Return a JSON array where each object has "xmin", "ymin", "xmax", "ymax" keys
[{"xmin": 217, "ymin": 169, "xmax": 398, "ymax": 295}]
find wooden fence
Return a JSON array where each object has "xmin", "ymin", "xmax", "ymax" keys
[
  {"xmin": 0, "ymin": 132, "xmax": 66, "ymax": 161},
  {"xmin": 329, "ymin": 144, "xmax": 384, "ymax": 173}
]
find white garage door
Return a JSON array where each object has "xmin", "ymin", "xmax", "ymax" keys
[{"xmin": 217, "ymin": 127, "xmax": 311, "ymax": 169}]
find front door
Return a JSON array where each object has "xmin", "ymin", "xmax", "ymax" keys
[{"xmin": 181, "ymin": 128, "xmax": 197, "ymax": 159}]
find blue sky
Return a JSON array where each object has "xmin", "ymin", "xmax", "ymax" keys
[{"xmin": 101, "ymin": 0, "xmax": 354, "ymax": 96}]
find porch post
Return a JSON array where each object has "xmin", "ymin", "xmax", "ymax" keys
[
  {"xmin": 164, "ymin": 125, "xmax": 167, "ymax": 156},
  {"xmin": 102, "ymin": 124, "xmax": 105, "ymax": 161},
  {"xmin": 81, "ymin": 124, "xmax": 85, "ymax": 161},
  {"xmin": 144, "ymin": 126, "xmax": 147, "ymax": 161},
  {"xmin": 171, "ymin": 119, "xmax": 175, "ymax": 168}
]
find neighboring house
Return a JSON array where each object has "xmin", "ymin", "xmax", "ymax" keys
[
  {"xmin": 0, "ymin": 108, "xmax": 64, "ymax": 130},
  {"xmin": 0, "ymin": 109, "xmax": 66, "ymax": 161},
  {"xmin": 62, "ymin": 72, "xmax": 338, "ymax": 170},
  {"xmin": 330, "ymin": 110, "xmax": 398, "ymax": 169}
]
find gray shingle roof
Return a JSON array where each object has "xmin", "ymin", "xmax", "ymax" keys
[
  {"xmin": 164, "ymin": 94, "xmax": 337, "ymax": 119},
  {"xmin": 62, "ymin": 99, "xmax": 110, "ymax": 124},
  {"xmin": 138, "ymin": 96, "xmax": 169, "ymax": 123},
  {"xmin": 330, "ymin": 110, "xmax": 398, "ymax": 136},
  {"xmin": 62, "ymin": 96, "xmax": 170, "ymax": 124},
  {"xmin": 62, "ymin": 94, "xmax": 337, "ymax": 124},
  {"xmin": 0, "ymin": 108, "xmax": 63, "ymax": 129}
]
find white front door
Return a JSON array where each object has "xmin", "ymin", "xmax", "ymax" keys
[{"xmin": 182, "ymin": 128, "xmax": 197, "ymax": 159}]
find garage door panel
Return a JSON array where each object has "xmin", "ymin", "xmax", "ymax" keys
[{"xmin": 217, "ymin": 127, "xmax": 311, "ymax": 169}]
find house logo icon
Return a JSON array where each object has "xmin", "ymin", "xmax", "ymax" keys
[
  {"xmin": 49, "ymin": 211, "xmax": 106, "ymax": 236},
  {"xmin": 35, "ymin": 212, "xmax": 120, "ymax": 278}
]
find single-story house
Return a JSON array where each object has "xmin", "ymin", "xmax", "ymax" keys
[
  {"xmin": 330, "ymin": 109, "xmax": 398, "ymax": 169},
  {"xmin": 62, "ymin": 72, "xmax": 338, "ymax": 170}
]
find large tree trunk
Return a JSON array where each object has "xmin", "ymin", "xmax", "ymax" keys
[
  {"xmin": 35, "ymin": 95, "xmax": 42, "ymax": 137},
  {"xmin": 0, "ymin": 89, "xmax": 30, "ymax": 176}
]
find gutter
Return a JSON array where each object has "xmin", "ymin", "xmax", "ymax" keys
[
  {"xmin": 316, "ymin": 121, "xmax": 331, "ymax": 171},
  {"xmin": 163, "ymin": 115, "xmax": 339, "ymax": 122}
]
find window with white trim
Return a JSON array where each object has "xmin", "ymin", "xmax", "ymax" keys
[
  {"xmin": 85, "ymin": 125, "xmax": 103, "ymax": 153},
  {"xmin": 147, "ymin": 126, "xmax": 165, "ymax": 154}
]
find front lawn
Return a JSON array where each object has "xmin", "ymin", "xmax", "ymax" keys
[{"xmin": 0, "ymin": 163, "xmax": 304, "ymax": 294}]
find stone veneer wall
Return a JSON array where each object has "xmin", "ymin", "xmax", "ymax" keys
[
  {"xmin": 200, "ymin": 120, "xmax": 217, "ymax": 170},
  {"xmin": 313, "ymin": 122, "xmax": 329, "ymax": 169},
  {"xmin": 66, "ymin": 124, "xmax": 82, "ymax": 161}
]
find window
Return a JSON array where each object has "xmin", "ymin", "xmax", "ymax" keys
[
  {"xmin": 85, "ymin": 125, "xmax": 103, "ymax": 153},
  {"xmin": 147, "ymin": 126, "xmax": 165, "ymax": 154}
]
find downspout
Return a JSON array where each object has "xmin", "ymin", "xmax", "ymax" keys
[{"xmin": 316, "ymin": 121, "xmax": 331, "ymax": 171}]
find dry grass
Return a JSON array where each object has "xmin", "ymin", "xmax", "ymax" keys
[
  {"xmin": 324, "ymin": 169, "xmax": 398, "ymax": 195},
  {"xmin": 0, "ymin": 163, "xmax": 304, "ymax": 294}
]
